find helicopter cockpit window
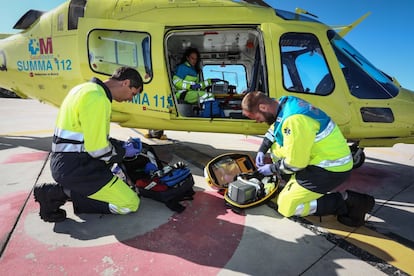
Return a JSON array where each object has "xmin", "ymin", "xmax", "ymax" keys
[
  {"xmin": 87, "ymin": 29, "xmax": 152, "ymax": 83},
  {"xmin": 280, "ymin": 33, "xmax": 334, "ymax": 95},
  {"xmin": 329, "ymin": 30, "xmax": 399, "ymax": 99}
]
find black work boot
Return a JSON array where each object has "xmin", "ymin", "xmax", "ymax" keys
[
  {"xmin": 314, "ymin": 192, "xmax": 348, "ymax": 216},
  {"xmin": 337, "ymin": 190, "xmax": 375, "ymax": 227},
  {"xmin": 34, "ymin": 183, "xmax": 68, "ymax": 223}
]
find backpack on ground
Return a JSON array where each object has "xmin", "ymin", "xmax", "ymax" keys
[
  {"xmin": 204, "ymin": 153, "xmax": 279, "ymax": 214},
  {"xmin": 121, "ymin": 143, "xmax": 195, "ymax": 213}
]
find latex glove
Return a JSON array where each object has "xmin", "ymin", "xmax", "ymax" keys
[
  {"xmin": 257, "ymin": 164, "xmax": 277, "ymax": 176},
  {"xmin": 128, "ymin": 137, "xmax": 142, "ymax": 152},
  {"xmin": 123, "ymin": 140, "xmax": 141, "ymax": 158},
  {"xmin": 190, "ymin": 83, "xmax": 201, "ymax": 90},
  {"xmin": 256, "ymin": 152, "xmax": 265, "ymax": 167},
  {"xmin": 210, "ymin": 78, "xmax": 222, "ymax": 83}
]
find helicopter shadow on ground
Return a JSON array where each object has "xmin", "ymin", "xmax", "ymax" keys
[
  {"xmin": 0, "ymin": 135, "xmax": 52, "ymax": 152},
  {"xmin": 336, "ymin": 156, "xmax": 414, "ymax": 244}
]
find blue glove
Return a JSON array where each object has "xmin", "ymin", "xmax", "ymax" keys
[
  {"xmin": 210, "ymin": 78, "xmax": 222, "ymax": 83},
  {"xmin": 123, "ymin": 139, "xmax": 141, "ymax": 158},
  {"xmin": 256, "ymin": 152, "xmax": 265, "ymax": 167},
  {"xmin": 190, "ymin": 83, "xmax": 201, "ymax": 90},
  {"xmin": 129, "ymin": 137, "xmax": 142, "ymax": 152},
  {"xmin": 257, "ymin": 164, "xmax": 276, "ymax": 176}
]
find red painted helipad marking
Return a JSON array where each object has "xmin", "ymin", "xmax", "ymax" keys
[
  {"xmin": 336, "ymin": 162, "xmax": 393, "ymax": 193},
  {"xmin": 241, "ymin": 138, "xmax": 262, "ymax": 145},
  {"xmin": 124, "ymin": 192, "xmax": 244, "ymax": 268},
  {"xmin": 2, "ymin": 152, "xmax": 48, "ymax": 164},
  {"xmin": 0, "ymin": 191, "xmax": 245, "ymax": 275},
  {"xmin": 0, "ymin": 192, "xmax": 28, "ymax": 245}
]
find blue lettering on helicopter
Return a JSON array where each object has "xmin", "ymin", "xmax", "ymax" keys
[
  {"xmin": 153, "ymin": 94, "xmax": 173, "ymax": 108},
  {"xmin": 132, "ymin": 92, "xmax": 173, "ymax": 108},
  {"xmin": 17, "ymin": 60, "xmax": 53, "ymax": 71},
  {"xmin": 17, "ymin": 58, "xmax": 72, "ymax": 72},
  {"xmin": 16, "ymin": 37, "xmax": 72, "ymax": 72}
]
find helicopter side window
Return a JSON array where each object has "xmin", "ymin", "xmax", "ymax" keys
[
  {"xmin": 280, "ymin": 33, "xmax": 334, "ymax": 95},
  {"xmin": 68, "ymin": 0, "xmax": 86, "ymax": 30},
  {"xmin": 87, "ymin": 29, "xmax": 152, "ymax": 83}
]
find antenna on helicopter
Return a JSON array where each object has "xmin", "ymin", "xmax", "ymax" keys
[
  {"xmin": 295, "ymin": 8, "xmax": 318, "ymax": 18},
  {"xmin": 332, "ymin": 12, "xmax": 371, "ymax": 37}
]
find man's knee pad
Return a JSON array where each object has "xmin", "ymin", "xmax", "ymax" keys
[
  {"xmin": 123, "ymin": 194, "xmax": 140, "ymax": 213},
  {"xmin": 88, "ymin": 177, "xmax": 140, "ymax": 215},
  {"xmin": 109, "ymin": 193, "xmax": 140, "ymax": 214},
  {"xmin": 276, "ymin": 181, "xmax": 319, "ymax": 217},
  {"xmin": 276, "ymin": 192, "xmax": 300, "ymax": 217}
]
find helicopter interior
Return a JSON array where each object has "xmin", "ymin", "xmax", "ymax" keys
[{"xmin": 165, "ymin": 27, "xmax": 266, "ymax": 118}]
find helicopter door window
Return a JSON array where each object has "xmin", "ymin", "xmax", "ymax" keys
[
  {"xmin": 280, "ymin": 33, "xmax": 334, "ymax": 96},
  {"xmin": 87, "ymin": 30, "xmax": 152, "ymax": 83}
]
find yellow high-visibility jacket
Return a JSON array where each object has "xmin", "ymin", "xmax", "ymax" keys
[
  {"xmin": 52, "ymin": 78, "xmax": 121, "ymax": 162},
  {"xmin": 271, "ymin": 96, "xmax": 352, "ymax": 173}
]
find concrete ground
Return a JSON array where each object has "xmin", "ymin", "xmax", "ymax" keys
[{"xmin": 0, "ymin": 98, "xmax": 413, "ymax": 275}]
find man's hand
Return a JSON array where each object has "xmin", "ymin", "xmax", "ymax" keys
[
  {"xmin": 123, "ymin": 138, "xmax": 142, "ymax": 158},
  {"xmin": 190, "ymin": 83, "xmax": 201, "ymax": 90},
  {"xmin": 257, "ymin": 164, "xmax": 274, "ymax": 176},
  {"xmin": 257, "ymin": 163, "xmax": 280, "ymax": 176},
  {"xmin": 255, "ymin": 152, "xmax": 265, "ymax": 167},
  {"xmin": 129, "ymin": 137, "xmax": 142, "ymax": 152}
]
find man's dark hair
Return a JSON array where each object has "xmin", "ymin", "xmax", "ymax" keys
[
  {"xmin": 180, "ymin": 47, "xmax": 201, "ymax": 73},
  {"xmin": 111, "ymin": 66, "xmax": 143, "ymax": 89},
  {"xmin": 241, "ymin": 91, "xmax": 273, "ymax": 112}
]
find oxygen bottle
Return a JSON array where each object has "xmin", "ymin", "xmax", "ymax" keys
[{"xmin": 111, "ymin": 163, "xmax": 126, "ymax": 182}]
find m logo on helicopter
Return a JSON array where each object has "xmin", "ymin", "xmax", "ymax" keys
[{"xmin": 28, "ymin": 37, "xmax": 53, "ymax": 56}]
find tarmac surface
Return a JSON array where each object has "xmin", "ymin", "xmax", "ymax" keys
[{"xmin": 0, "ymin": 98, "xmax": 413, "ymax": 275}]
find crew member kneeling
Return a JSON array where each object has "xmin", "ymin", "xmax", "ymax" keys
[
  {"xmin": 241, "ymin": 91, "xmax": 375, "ymax": 227},
  {"xmin": 34, "ymin": 67, "xmax": 144, "ymax": 222}
]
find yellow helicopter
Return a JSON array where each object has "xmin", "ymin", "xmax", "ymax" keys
[{"xmin": 0, "ymin": 0, "xmax": 413, "ymax": 168}]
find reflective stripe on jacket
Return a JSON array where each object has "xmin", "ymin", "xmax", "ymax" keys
[{"xmin": 173, "ymin": 61, "xmax": 210, "ymax": 91}]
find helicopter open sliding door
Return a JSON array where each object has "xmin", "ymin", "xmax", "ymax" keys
[{"xmin": 165, "ymin": 26, "xmax": 266, "ymax": 120}]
